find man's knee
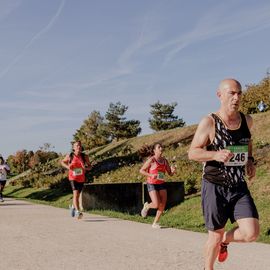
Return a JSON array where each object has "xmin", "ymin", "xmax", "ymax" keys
[
  {"xmin": 242, "ymin": 230, "xmax": 259, "ymax": 242},
  {"xmin": 239, "ymin": 218, "xmax": 260, "ymax": 242}
]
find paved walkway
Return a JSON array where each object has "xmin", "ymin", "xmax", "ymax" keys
[{"xmin": 1, "ymin": 198, "xmax": 270, "ymax": 270}]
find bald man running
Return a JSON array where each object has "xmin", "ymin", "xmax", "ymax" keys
[{"xmin": 188, "ymin": 79, "xmax": 259, "ymax": 270}]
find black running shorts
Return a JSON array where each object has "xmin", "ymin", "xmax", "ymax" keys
[
  {"xmin": 0, "ymin": 180, "xmax": 7, "ymax": 187},
  {"xmin": 147, "ymin": 183, "xmax": 167, "ymax": 192},
  {"xmin": 69, "ymin": 180, "xmax": 84, "ymax": 192},
  {"xmin": 201, "ymin": 179, "xmax": 259, "ymax": 231}
]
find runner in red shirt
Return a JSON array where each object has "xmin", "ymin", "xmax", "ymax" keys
[
  {"xmin": 61, "ymin": 141, "xmax": 91, "ymax": 219},
  {"xmin": 139, "ymin": 143, "xmax": 176, "ymax": 228}
]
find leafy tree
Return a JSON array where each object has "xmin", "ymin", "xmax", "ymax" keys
[
  {"xmin": 28, "ymin": 152, "xmax": 40, "ymax": 169},
  {"xmin": 7, "ymin": 150, "xmax": 32, "ymax": 174},
  {"xmin": 32, "ymin": 150, "xmax": 58, "ymax": 166},
  {"xmin": 39, "ymin": 143, "xmax": 55, "ymax": 152},
  {"xmin": 240, "ymin": 76, "xmax": 270, "ymax": 114},
  {"xmin": 36, "ymin": 143, "xmax": 58, "ymax": 164},
  {"xmin": 7, "ymin": 144, "xmax": 58, "ymax": 174},
  {"xmin": 149, "ymin": 101, "xmax": 185, "ymax": 131},
  {"xmin": 105, "ymin": 102, "xmax": 141, "ymax": 141},
  {"xmin": 121, "ymin": 120, "xmax": 142, "ymax": 139},
  {"xmin": 6, "ymin": 155, "xmax": 18, "ymax": 175},
  {"xmin": 74, "ymin": 111, "xmax": 109, "ymax": 149}
]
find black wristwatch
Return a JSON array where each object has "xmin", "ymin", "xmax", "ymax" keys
[{"xmin": 248, "ymin": 156, "xmax": 255, "ymax": 163}]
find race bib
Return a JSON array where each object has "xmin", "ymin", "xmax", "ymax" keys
[
  {"xmin": 224, "ymin": 145, "xmax": 248, "ymax": 166},
  {"xmin": 157, "ymin": 171, "xmax": 165, "ymax": 180},
  {"xmin": 72, "ymin": 168, "xmax": 83, "ymax": 176}
]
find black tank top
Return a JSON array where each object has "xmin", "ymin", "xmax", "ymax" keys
[{"xmin": 203, "ymin": 112, "xmax": 251, "ymax": 187}]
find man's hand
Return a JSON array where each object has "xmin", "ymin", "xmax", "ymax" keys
[{"xmin": 213, "ymin": 149, "xmax": 234, "ymax": 163}]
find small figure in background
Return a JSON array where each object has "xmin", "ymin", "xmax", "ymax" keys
[
  {"xmin": 0, "ymin": 155, "xmax": 10, "ymax": 202},
  {"xmin": 257, "ymin": 100, "xmax": 267, "ymax": 112}
]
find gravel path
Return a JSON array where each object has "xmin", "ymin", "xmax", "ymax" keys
[{"xmin": 1, "ymin": 198, "xmax": 269, "ymax": 270}]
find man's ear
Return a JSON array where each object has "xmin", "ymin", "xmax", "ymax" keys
[{"xmin": 217, "ymin": 90, "xmax": 221, "ymax": 98}]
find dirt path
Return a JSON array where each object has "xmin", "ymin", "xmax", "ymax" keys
[{"xmin": 1, "ymin": 198, "xmax": 269, "ymax": 270}]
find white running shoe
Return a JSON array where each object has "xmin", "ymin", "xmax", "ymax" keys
[
  {"xmin": 152, "ymin": 223, "xmax": 161, "ymax": 229},
  {"xmin": 69, "ymin": 205, "xmax": 75, "ymax": 217},
  {"xmin": 75, "ymin": 210, "xmax": 83, "ymax": 219},
  {"xmin": 141, "ymin": 202, "xmax": 149, "ymax": 218}
]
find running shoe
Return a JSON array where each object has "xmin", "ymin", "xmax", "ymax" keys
[
  {"xmin": 141, "ymin": 202, "xmax": 149, "ymax": 218},
  {"xmin": 218, "ymin": 242, "xmax": 229, "ymax": 262},
  {"xmin": 151, "ymin": 223, "xmax": 161, "ymax": 229},
  {"xmin": 75, "ymin": 210, "xmax": 83, "ymax": 220},
  {"xmin": 0, "ymin": 195, "xmax": 4, "ymax": 202},
  {"xmin": 69, "ymin": 205, "xmax": 75, "ymax": 217}
]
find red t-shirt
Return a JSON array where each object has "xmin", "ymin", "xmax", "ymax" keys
[
  {"xmin": 147, "ymin": 157, "xmax": 167, "ymax": 184},
  {"xmin": 68, "ymin": 154, "xmax": 85, "ymax": 182}
]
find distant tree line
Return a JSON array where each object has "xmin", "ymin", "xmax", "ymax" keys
[
  {"xmin": 73, "ymin": 101, "xmax": 186, "ymax": 150},
  {"xmin": 5, "ymin": 102, "xmax": 185, "ymax": 174},
  {"xmin": 7, "ymin": 143, "xmax": 59, "ymax": 175}
]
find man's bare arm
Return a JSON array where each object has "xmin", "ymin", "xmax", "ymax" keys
[{"xmin": 188, "ymin": 116, "xmax": 233, "ymax": 163}]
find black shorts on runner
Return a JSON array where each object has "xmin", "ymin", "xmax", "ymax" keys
[
  {"xmin": 0, "ymin": 180, "xmax": 7, "ymax": 187},
  {"xmin": 70, "ymin": 181, "xmax": 84, "ymax": 192},
  {"xmin": 147, "ymin": 183, "xmax": 167, "ymax": 192},
  {"xmin": 201, "ymin": 179, "xmax": 259, "ymax": 231}
]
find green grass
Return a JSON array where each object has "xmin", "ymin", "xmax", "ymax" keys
[{"xmin": 248, "ymin": 166, "xmax": 270, "ymax": 243}]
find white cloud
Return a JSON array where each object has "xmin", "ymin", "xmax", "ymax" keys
[{"xmin": 147, "ymin": 3, "xmax": 270, "ymax": 65}]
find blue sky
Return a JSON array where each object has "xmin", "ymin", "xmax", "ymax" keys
[{"xmin": 1, "ymin": 0, "xmax": 270, "ymax": 158}]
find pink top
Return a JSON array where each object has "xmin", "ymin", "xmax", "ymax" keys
[{"xmin": 147, "ymin": 157, "xmax": 167, "ymax": 184}]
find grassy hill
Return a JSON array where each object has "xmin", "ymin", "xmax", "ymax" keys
[{"xmin": 5, "ymin": 110, "xmax": 270, "ymax": 243}]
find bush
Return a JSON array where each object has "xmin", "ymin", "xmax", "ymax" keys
[{"xmin": 240, "ymin": 77, "xmax": 270, "ymax": 114}]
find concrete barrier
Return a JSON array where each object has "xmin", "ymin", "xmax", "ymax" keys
[
  {"xmin": 81, "ymin": 181, "xmax": 184, "ymax": 214},
  {"xmin": 144, "ymin": 182, "xmax": 185, "ymax": 209}
]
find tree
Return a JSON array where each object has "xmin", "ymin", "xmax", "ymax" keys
[
  {"xmin": 73, "ymin": 111, "xmax": 109, "ymax": 149},
  {"xmin": 7, "ymin": 145, "xmax": 58, "ymax": 174},
  {"xmin": 39, "ymin": 143, "xmax": 55, "ymax": 152},
  {"xmin": 105, "ymin": 102, "xmax": 141, "ymax": 141},
  {"xmin": 8, "ymin": 150, "xmax": 32, "ymax": 174},
  {"xmin": 149, "ymin": 101, "xmax": 185, "ymax": 131}
]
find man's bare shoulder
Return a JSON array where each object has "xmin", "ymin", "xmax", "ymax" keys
[
  {"xmin": 197, "ymin": 114, "xmax": 215, "ymax": 129},
  {"xmin": 244, "ymin": 114, "xmax": 253, "ymax": 129}
]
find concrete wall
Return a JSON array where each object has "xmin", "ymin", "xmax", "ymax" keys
[
  {"xmin": 81, "ymin": 183, "xmax": 143, "ymax": 213},
  {"xmin": 81, "ymin": 182, "xmax": 184, "ymax": 214},
  {"xmin": 143, "ymin": 182, "xmax": 185, "ymax": 209}
]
